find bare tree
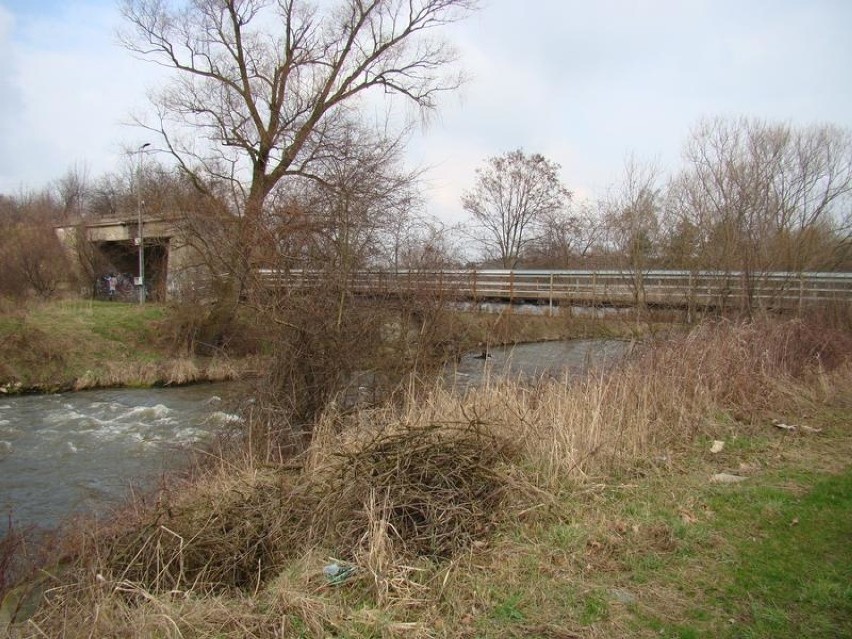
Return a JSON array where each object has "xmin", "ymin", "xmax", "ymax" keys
[
  {"xmin": 386, "ymin": 214, "xmax": 462, "ymax": 270},
  {"xmin": 54, "ymin": 163, "xmax": 91, "ymax": 220},
  {"xmin": 462, "ymin": 149, "xmax": 571, "ymax": 268},
  {"xmin": 668, "ymin": 117, "xmax": 852, "ymax": 312},
  {"xmin": 296, "ymin": 127, "xmax": 419, "ymax": 277},
  {"xmin": 120, "ymin": 0, "xmax": 476, "ymax": 319},
  {"xmin": 603, "ymin": 157, "xmax": 662, "ymax": 312},
  {"xmin": 524, "ymin": 201, "xmax": 606, "ymax": 267},
  {"xmin": 271, "ymin": 126, "xmax": 421, "ymax": 329}
]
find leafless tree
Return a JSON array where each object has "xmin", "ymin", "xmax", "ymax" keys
[
  {"xmin": 462, "ymin": 149, "xmax": 571, "ymax": 268},
  {"xmin": 54, "ymin": 163, "xmax": 91, "ymax": 220},
  {"xmin": 524, "ymin": 201, "xmax": 606, "ymax": 267},
  {"xmin": 386, "ymin": 214, "xmax": 462, "ymax": 270},
  {"xmin": 667, "ymin": 117, "xmax": 852, "ymax": 313},
  {"xmin": 295, "ymin": 127, "xmax": 420, "ymax": 276},
  {"xmin": 120, "ymin": 0, "xmax": 477, "ymax": 320},
  {"xmin": 603, "ymin": 157, "xmax": 662, "ymax": 312},
  {"xmin": 265, "ymin": 126, "xmax": 421, "ymax": 330}
]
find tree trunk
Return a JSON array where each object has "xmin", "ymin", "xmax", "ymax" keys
[{"xmin": 197, "ymin": 189, "xmax": 266, "ymax": 353}]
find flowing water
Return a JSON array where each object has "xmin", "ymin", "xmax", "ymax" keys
[
  {"xmin": 0, "ymin": 384, "xmax": 241, "ymax": 531},
  {"xmin": 447, "ymin": 338, "xmax": 630, "ymax": 391},
  {"xmin": 0, "ymin": 339, "xmax": 627, "ymax": 532}
]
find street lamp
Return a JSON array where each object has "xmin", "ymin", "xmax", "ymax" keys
[{"xmin": 136, "ymin": 143, "xmax": 151, "ymax": 304}]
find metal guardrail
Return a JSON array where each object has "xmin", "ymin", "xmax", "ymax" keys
[{"xmin": 259, "ymin": 269, "xmax": 852, "ymax": 311}]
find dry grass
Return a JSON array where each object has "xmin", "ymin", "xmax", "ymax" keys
[
  {"xmin": 70, "ymin": 357, "xmax": 247, "ymax": 390},
  {"xmin": 11, "ymin": 318, "xmax": 852, "ymax": 638}
]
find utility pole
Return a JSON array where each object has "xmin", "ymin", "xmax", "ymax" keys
[{"xmin": 136, "ymin": 143, "xmax": 151, "ymax": 303}]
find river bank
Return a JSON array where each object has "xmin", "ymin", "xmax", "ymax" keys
[
  {"xmin": 0, "ymin": 300, "xmax": 266, "ymax": 394},
  {"xmin": 0, "ymin": 300, "xmax": 651, "ymax": 395},
  {"xmin": 4, "ymin": 317, "xmax": 850, "ymax": 638}
]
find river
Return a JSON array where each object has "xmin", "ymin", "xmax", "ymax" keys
[
  {"xmin": 0, "ymin": 339, "xmax": 628, "ymax": 532},
  {"xmin": 448, "ymin": 338, "xmax": 630, "ymax": 390},
  {"xmin": 0, "ymin": 384, "xmax": 241, "ymax": 531}
]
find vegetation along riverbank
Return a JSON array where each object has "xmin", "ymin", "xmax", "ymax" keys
[
  {"xmin": 0, "ymin": 300, "xmax": 264, "ymax": 394},
  {"xmin": 2, "ymin": 315, "xmax": 850, "ymax": 638},
  {"xmin": 0, "ymin": 298, "xmax": 646, "ymax": 395}
]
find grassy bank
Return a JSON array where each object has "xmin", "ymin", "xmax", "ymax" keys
[
  {"xmin": 0, "ymin": 299, "xmax": 640, "ymax": 394},
  {"xmin": 0, "ymin": 300, "xmax": 261, "ymax": 392},
  {"xmin": 4, "ymin": 317, "xmax": 849, "ymax": 637}
]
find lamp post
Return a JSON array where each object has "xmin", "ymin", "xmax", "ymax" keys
[{"xmin": 136, "ymin": 143, "xmax": 151, "ymax": 304}]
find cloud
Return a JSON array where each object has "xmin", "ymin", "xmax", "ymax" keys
[
  {"xmin": 1, "ymin": 0, "xmax": 851, "ymax": 222},
  {"xmin": 0, "ymin": 6, "xmax": 24, "ymax": 180},
  {"xmin": 0, "ymin": 1, "xmax": 164, "ymax": 193}
]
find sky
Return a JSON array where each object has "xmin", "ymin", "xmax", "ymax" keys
[{"xmin": 1, "ymin": 0, "xmax": 851, "ymax": 222}]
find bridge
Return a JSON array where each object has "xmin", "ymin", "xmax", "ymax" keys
[
  {"xmin": 49, "ymin": 215, "xmax": 852, "ymax": 313},
  {"xmin": 55, "ymin": 216, "xmax": 193, "ymax": 301},
  {"xmin": 271, "ymin": 269, "xmax": 852, "ymax": 313}
]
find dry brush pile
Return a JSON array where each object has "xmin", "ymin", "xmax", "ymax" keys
[{"xmin": 13, "ymin": 317, "xmax": 852, "ymax": 638}]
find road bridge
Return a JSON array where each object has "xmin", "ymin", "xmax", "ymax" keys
[
  {"xmin": 55, "ymin": 216, "xmax": 195, "ymax": 301},
  {"xmin": 270, "ymin": 269, "xmax": 852, "ymax": 313}
]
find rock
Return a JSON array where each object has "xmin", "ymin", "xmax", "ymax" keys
[
  {"xmin": 711, "ymin": 473, "xmax": 748, "ymax": 484},
  {"xmin": 710, "ymin": 440, "xmax": 725, "ymax": 454}
]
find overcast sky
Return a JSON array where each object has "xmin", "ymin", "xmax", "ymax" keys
[{"xmin": 1, "ymin": 0, "xmax": 851, "ymax": 222}]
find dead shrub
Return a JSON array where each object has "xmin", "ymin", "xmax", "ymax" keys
[
  {"xmin": 313, "ymin": 420, "xmax": 518, "ymax": 561},
  {"xmin": 82, "ymin": 418, "xmax": 519, "ymax": 598},
  {"xmin": 0, "ymin": 224, "xmax": 70, "ymax": 299},
  {"xmin": 157, "ymin": 302, "xmax": 266, "ymax": 357},
  {"xmin": 98, "ymin": 470, "xmax": 287, "ymax": 593},
  {"xmin": 256, "ymin": 289, "xmax": 410, "ymax": 433},
  {"xmin": 627, "ymin": 318, "xmax": 852, "ymax": 418},
  {"xmin": 799, "ymin": 300, "xmax": 852, "ymax": 340}
]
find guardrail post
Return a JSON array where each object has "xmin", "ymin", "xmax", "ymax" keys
[
  {"xmin": 592, "ymin": 271, "xmax": 598, "ymax": 307},
  {"xmin": 548, "ymin": 273, "xmax": 553, "ymax": 315},
  {"xmin": 472, "ymin": 269, "xmax": 478, "ymax": 307},
  {"xmin": 687, "ymin": 271, "xmax": 695, "ymax": 324}
]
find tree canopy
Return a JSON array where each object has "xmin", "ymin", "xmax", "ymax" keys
[{"xmin": 462, "ymin": 149, "xmax": 571, "ymax": 268}]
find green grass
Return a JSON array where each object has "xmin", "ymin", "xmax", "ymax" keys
[
  {"xmin": 633, "ymin": 468, "xmax": 852, "ymax": 639},
  {"xmin": 707, "ymin": 471, "xmax": 852, "ymax": 638},
  {"xmin": 435, "ymin": 409, "xmax": 852, "ymax": 639},
  {"xmin": 0, "ymin": 301, "xmax": 167, "ymax": 387}
]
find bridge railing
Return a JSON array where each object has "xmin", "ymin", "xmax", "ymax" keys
[{"xmin": 258, "ymin": 269, "xmax": 852, "ymax": 310}]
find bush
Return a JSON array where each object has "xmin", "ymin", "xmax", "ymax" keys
[{"xmin": 0, "ymin": 224, "xmax": 70, "ymax": 299}]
